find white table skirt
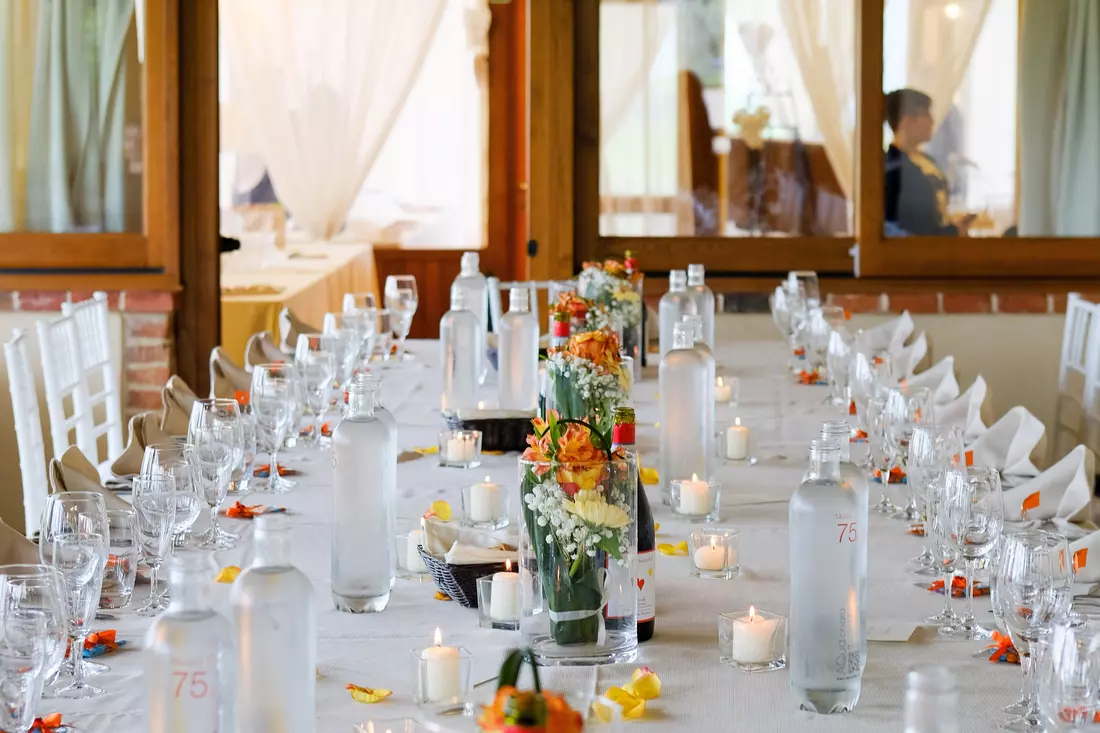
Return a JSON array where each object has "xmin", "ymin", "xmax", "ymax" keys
[{"xmin": 53, "ymin": 340, "xmax": 1016, "ymax": 732}]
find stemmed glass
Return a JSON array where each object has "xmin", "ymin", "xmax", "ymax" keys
[
  {"xmin": 908, "ymin": 424, "xmax": 965, "ymax": 576},
  {"xmin": 294, "ymin": 333, "xmax": 337, "ymax": 447},
  {"xmin": 997, "ymin": 529, "xmax": 1073, "ymax": 731},
  {"xmin": 132, "ymin": 475, "xmax": 177, "ymax": 617},
  {"xmin": 938, "ymin": 467, "xmax": 1004, "ymax": 640},
  {"xmin": 1036, "ymin": 622, "xmax": 1100, "ymax": 731},
  {"xmin": 0, "ymin": 565, "xmax": 67, "ymax": 704},
  {"xmin": 825, "ymin": 329, "xmax": 853, "ymax": 408},
  {"xmin": 925, "ymin": 470, "xmax": 962, "ymax": 631},
  {"xmin": 888, "ymin": 387, "xmax": 931, "ymax": 522},
  {"xmin": 867, "ymin": 395, "xmax": 899, "ymax": 514},
  {"xmin": 142, "ymin": 443, "xmax": 202, "ymax": 548},
  {"xmin": 250, "ymin": 363, "xmax": 297, "ymax": 493},
  {"xmin": 322, "ymin": 313, "xmax": 361, "ymax": 392},
  {"xmin": 193, "ymin": 422, "xmax": 238, "ymax": 550},
  {"xmin": 38, "ymin": 492, "xmax": 108, "ymax": 698},
  {"xmin": 0, "ymin": 575, "xmax": 58, "ymax": 730},
  {"xmin": 342, "ymin": 292, "xmax": 379, "ymax": 368},
  {"xmin": 384, "ymin": 275, "xmax": 419, "ymax": 361}
]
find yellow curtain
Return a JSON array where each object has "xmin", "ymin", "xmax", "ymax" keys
[{"xmin": 0, "ymin": 0, "xmax": 38, "ymax": 231}]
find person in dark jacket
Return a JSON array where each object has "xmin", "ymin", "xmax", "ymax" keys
[{"xmin": 884, "ymin": 88, "xmax": 975, "ymax": 236}]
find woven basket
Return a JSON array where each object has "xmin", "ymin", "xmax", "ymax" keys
[
  {"xmin": 417, "ymin": 545, "xmax": 507, "ymax": 608},
  {"xmin": 443, "ymin": 414, "xmax": 530, "ymax": 453}
]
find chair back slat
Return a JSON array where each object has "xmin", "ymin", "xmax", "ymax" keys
[{"xmin": 4, "ymin": 329, "xmax": 48, "ymax": 536}]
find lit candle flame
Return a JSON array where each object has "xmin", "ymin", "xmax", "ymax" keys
[
  {"xmin": 477, "ymin": 400, "xmax": 485, "ymax": 409},
  {"xmin": 735, "ymin": 417, "xmax": 741, "ymax": 427},
  {"xmin": 748, "ymin": 606, "xmax": 756, "ymax": 623},
  {"xmin": 691, "ymin": 473, "xmax": 699, "ymax": 482},
  {"xmin": 505, "ymin": 559, "xmax": 513, "ymax": 572},
  {"xmin": 434, "ymin": 628, "xmax": 443, "ymax": 646},
  {"xmin": 484, "ymin": 475, "xmax": 492, "ymax": 483},
  {"xmin": 710, "ymin": 537, "xmax": 718, "ymax": 551},
  {"xmin": 717, "ymin": 377, "xmax": 724, "ymax": 386}
]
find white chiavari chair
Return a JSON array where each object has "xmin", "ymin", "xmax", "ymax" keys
[
  {"xmin": 1051, "ymin": 293, "xmax": 1099, "ymax": 464},
  {"xmin": 3, "ymin": 329, "xmax": 48, "ymax": 536},
  {"xmin": 35, "ymin": 312, "xmax": 94, "ymax": 466},
  {"xmin": 60, "ymin": 292, "xmax": 124, "ymax": 463}
]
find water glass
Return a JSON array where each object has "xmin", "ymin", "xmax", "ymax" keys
[
  {"xmin": 142, "ymin": 442, "xmax": 203, "ymax": 547},
  {"xmin": 100, "ymin": 508, "xmax": 138, "ymax": 610},
  {"xmin": 193, "ymin": 423, "xmax": 238, "ymax": 550},
  {"xmin": 133, "ymin": 475, "xmax": 178, "ymax": 617},
  {"xmin": 0, "ymin": 565, "xmax": 67, "ymax": 700},
  {"xmin": 1036, "ymin": 622, "xmax": 1100, "ymax": 731},
  {"xmin": 295, "ymin": 333, "xmax": 337, "ymax": 448},
  {"xmin": 384, "ymin": 275, "xmax": 419, "ymax": 361},
  {"xmin": 0, "ymin": 594, "xmax": 49, "ymax": 730},
  {"xmin": 251, "ymin": 363, "xmax": 297, "ymax": 493}
]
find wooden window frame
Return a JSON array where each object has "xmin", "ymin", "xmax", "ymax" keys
[
  {"xmin": 540, "ymin": 0, "xmax": 1100, "ymax": 282},
  {"xmin": 0, "ymin": 0, "xmax": 180, "ymax": 292}
]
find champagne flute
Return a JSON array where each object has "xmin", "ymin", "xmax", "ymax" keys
[
  {"xmin": 384, "ymin": 275, "xmax": 419, "ymax": 361},
  {"xmin": 908, "ymin": 424, "xmax": 965, "ymax": 575},
  {"xmin": 38, "ymin": 492, "xmax": 109, "ymax": 699},
  {"xmin": 926, "ymin": 470, "xmax": 962, "ymax": 631},
  {"xmin": 294, "ymin": 333, "xmax": 337, "ymax": 447},
  {"xmin": 250, "ymin": 363, "xmax": 297, "ymax": 492},
  {"xmin": 867, "ymin": 395, "xmax": 898, "ymax": 514},
  {"xmin": 132, "ymin": 475, "xmax": 177, "ymax": 617}
]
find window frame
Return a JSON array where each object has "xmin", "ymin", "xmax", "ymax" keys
[{"xmin": 0, "ymin": 0, "xmax": 180, "ymax": 291}]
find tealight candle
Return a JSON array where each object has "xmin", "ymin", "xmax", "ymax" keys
[
  {"xmin": 678, "ymin": 474, "xmax": 711, "ymax": 516},
  {"xmin": 731, "ymin": 606, "xmax": 780, "ymax": 664},
  {"xmin": 446, "ymin": 436, "xmax": 474, "ymax": 463},
  {"xmin": 715, "ymin": 377, "xmax": 732, "ymax": 403},
  {"xmin": 469, "ymin": 477, "xmax": 504, "ymax": 523},
  {"xmin": 488, "ymin": 559, "xmax": 520, "ymax": 621},
  {"xmin": 420, "ymin": 629, "xmax": 461, "ymax": 702},
  {"xmin": 694, "ymin": 537, "xmax": 731, "ymax": 571},
  {"xmin": 726, "ymin": 418, "xmax": 750, "ymax": 460}
]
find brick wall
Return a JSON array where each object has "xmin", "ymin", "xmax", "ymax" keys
[{"xmin": 1, "ymin": 290, "xmax": 175, "ymax": 417}]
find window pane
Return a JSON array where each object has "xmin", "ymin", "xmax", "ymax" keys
[
  {"xmin": 0, "ymin": 0, "xmax": 145, "ymax": 234},
  {"xmin": 599, "ymin": 0, "xmax": 855, "ymax": 238},
  {"xmin": 883, "ymin": 0, "xmax": 1100, "ymax": 238}
]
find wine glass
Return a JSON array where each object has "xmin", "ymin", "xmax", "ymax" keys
[
  {"xmin": 322, "ymin": 313, "xmax": 361, "ymax": 393},
  {"xmin": 1036, "ymin": 622, "xmax": 1100, "ymax": 730},
  {"xmin": 887, "ymin": 388, "xmax": 929, "ymax": 522},
  {"xmin": 825, "ymin": 329, "xmax": 853, "ymax": 408},
  {"xmin": 867, "ymin": 395, "xmax": 899, "ymax": 514},
  {"xmin": 193, "ymin": 422, "xmax": 238, "ymax": 550},
  {"xmin": 342, "ymin": 292, "xmax": 379, "ymax": 367},
  {"xmin": 0, "ymin": 565, "xmax": 67, "ymax": 700},
  {"xmin": 997, "ymin": 529, "xmax": 1073, "ymax": 731},
  {"xmin": 0, "ymin": 583, "xmax": 50, "ymax": 730},
  {"xmin": 769, "ymin": 286, "xmax": 792, "ymax": 340},
  {"xmin": 908, "ymin": 424, "xmax": 965, "ymax": 576},
  {"xmin": 142, "ymin": 443, "xmax": 202, "ymax": 547},
  {"xmin": 294, "ymin": 333, "xmax": 337, "ymax": 448},
  {"xmin": 132, "ymin": 475, "xmax": 177, "ymax": 617},
  {"xmin": 384, "ymin": 275, "xmax": 419, "ymax": 361},
  {"xmin": 250, "ymin": 363, "xmax": 297, "ymax": 493},
  {"xmin": 939, "ymin": 467, "xmax": 1004, "ymax": 640},
  {"xmin": 38, "ymin": 492, "xmax": 108, "ymax": 698}
]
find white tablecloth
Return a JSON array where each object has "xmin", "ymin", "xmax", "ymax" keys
[{"xmin": 54, "ymin": 340, "xmax": 1017, "ymax": 732}]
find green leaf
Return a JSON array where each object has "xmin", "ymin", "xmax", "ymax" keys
[{"xmin": 596, "ymin": 532, "xmax": 623, "ymax": 561}]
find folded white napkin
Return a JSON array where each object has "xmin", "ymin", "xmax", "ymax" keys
[
  {"xmin": 890, "ymin": 331, "xmax": 927, "ymax": 379},
  {"xmin": 1003, "ymin": 445, "xmax": 1094, "ymax": 530},
  {"xmin": 858, "ymin": 311, "xmax": 914, "ymax": 355},
  {"xmin": 904, "ymin": 356, "xmax": 960, "ymax": 405},
  {"xmin": 422, "ymin": 517, "xmax": 518, "ymax": 565},
  {"xmin": 160, "ymin": 374, "xmax": 198, "ymax": 436},
  {"xmin": 244, "ymin": 331, "xmax": 286, "ymax": 371},
  {"xmin": 968, "ymin": 406, "xmax": 1045, "ymax": 480},
  {"xmin": 278, "ymin": 308, "xmax": 320, "ymax": 352},
  {"xmin": 210, "ymin": 347, "xmax": 252, "ymax": 399},
  {"xmin": 49, "ymin": 447, "xmax": 131, "ymax": 511},
  {"xmin": 937, "ymin": 376, "xmax": 989, "ymax": 444}
]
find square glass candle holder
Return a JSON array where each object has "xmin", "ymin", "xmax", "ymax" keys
[
  {"xmin": 438, "ymin": 429, "xmax": 482, "ymax": 468},
  {"xmin": 397, "ymin": 531, "xmax": 432, "ymax": 581},
  {"xmin": 718, "ymin": 608, "xmax": 787, "ymax": 672},
  {"xmin": 717, "ymin": 419, "xmax": 756, "ymax": 465},
  {"xmin": 689, "ymin": 528, "xmax": 739, "ymax": 579},
  {"xmin": 461, "ymin": 480, "xmax": 510, "ymax": 529},
  {"xmin": 670, "ymin": 478, "xmax": 721, "ymax": 522},
  {"xmin": 715, "ymin": 375, "xmax": 740, "ymax": 405},
  {"xmin": 413, "ymin": 645, "xmax": 473, "ymax": 712},
  {"xmin": 476, "ymin": 571, "xmax": 521, "ymax": 630},
  {"xmin": 355, "ymin": 719, "xmax": 458, "ymax": 733}
]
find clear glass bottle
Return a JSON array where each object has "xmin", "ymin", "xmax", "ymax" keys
[
  {"xmin": 659, "ymin": 270, "xmax": 697, "ymax": 359},
  {"xmin": 820, "ymin": 419, "xmax": 869, "ymax": 617},
  {"xmin": 453, "ymin": 251, "xmax": 489, "ymax": 384},
  {"xmin": 658, "ymin": 322, "xmax": 714, "ymax": 505},
  {"xmin": 684, "ymin": 313, "xmax": 716, "ymax": 469},
  {"xmin": 331, "ymin": 378, "xmax": 396, "ymax": 612},
  {"xmin": 232, "ymin": 515, "xmax": 317, "ymax": 733},
  {"xmin": 498, "ymin": 288, "xmax": 539, "ymax": 410},
  {"xmin": 145, "ymin": 551, "xmax": 235, "ymax": 733},
  {"xmin": 789, "ymin": 439, "xmax": 867, "ymax": 714},
  {"xmin": 439, "ymin": 285, "xmax": 480, "ymax": 413},
  {"xmin": 903, "ymin": 666, "xmax": 958, "ymax": 733},
  {"xmin": 686, "ymin": 264, "xmax": 715, "ymax": 349}
]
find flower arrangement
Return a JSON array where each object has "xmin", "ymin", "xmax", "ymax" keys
[
  {"xmin": 544, "ymin": 329, "xmax": 629, "ymax": 434},
  {"xmin": 576, "ymin": 260, "xmax": 642, "ymax": 333},
  {"xmin": 520, "ymin": 411, "xmax": 637, "ymax": 648},
  {"xmin": 478, "ymin": 649, "xmax": 585, "ymax": 732}
]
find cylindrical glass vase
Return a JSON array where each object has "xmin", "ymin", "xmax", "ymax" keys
[
  {"xmin": 518, "ymin": 455, "xmax": 639, "ymax": 665},
  {"xmin": 619, "ymin": 277, "xmax": 644, "ymax": 383}
]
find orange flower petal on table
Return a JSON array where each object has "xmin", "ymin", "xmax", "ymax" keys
[
  {"xmin": 85, "ymin": 630, "xmax": 116, "ymax": 647},
  {"xmin": 413, "ymin": 445, "xmax": 439, "ymax": 455},
  {"xmin": 225, "ymin": 501, "xmax": 254, "ymax": 519},
  {"xmin": 639, "ymin": 466, "xmax": 659, "ymax": 485},
  {"xmin": 30, "ymin": 713, "xmax": 63, "ymax": 731},
  {"xmin": 658, "ymin": 541, "xmax": 688, "ymax": 556},
  {"xmin": 424, "ymin": 500, "xmax": 452, "ymax": 521},
  {"xmin": 434, "ymin": 591, "xmax": 452, "ymax": 601},
  {"xmin": 346, "ymin": 683, "xmax": 393, "ymax": 704},
  {"xmin": 215, "ymin": 565, "xmax": 241, "ymax": 583}
]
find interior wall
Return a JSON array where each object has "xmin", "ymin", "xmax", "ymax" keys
[{"xmin": 0, "ymin": 311, "xmax": 124, "ymax": 534}]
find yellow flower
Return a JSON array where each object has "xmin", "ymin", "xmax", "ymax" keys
[
  {"xmin": 565, "ymin": 497, "xmax": 630, "ymax": 529},
  {"xmin": 623, "ymin": 667, "xmax": 661, "ymax": 700},
  {"xmin": 613, "ymin": 288, "xmax": 640, "ymax": 304},
  {"xmin": 572, "ymin": 489, "xmax": 603, "ymax": 505}
]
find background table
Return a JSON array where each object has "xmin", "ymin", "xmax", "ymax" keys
[
  {"xmin": 220, "ymin": 242, "xmax": 378, "ymax": 362},
  {"xmin": 54, "ymin": 340, "xmax": 1018, "ymax": 732}
]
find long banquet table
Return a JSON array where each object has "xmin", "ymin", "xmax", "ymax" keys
[{"xmin": 57, "ymin": 340, "xmax": 1018, "ymax": 732}]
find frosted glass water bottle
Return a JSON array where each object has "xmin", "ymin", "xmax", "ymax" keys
[
  {"xmin": 499, "ymin": 288, "xmax": 539, "ymax": 410},
  {"xmin": 232, "ymin": 515, "xmax": 317, "ymax": 733},
  {"xmin": 659, "ymin": 269, "xmax": 697, "ymax": 359},
  {"xmin": 789, "ymin": 439, "xmax": 866, "ymax": 714},
  {"xmin": 658, "ymin": 322, "xmax": 713, "ymax": 504},
  {"xmin": 453, "ymin": 252, "xmax": 489, "ymax": 383},
  {"xmin": 686, "ymin": 264, "xmax": 715, "ymax": 348},
  {"xmin": 145, "ymin": 551, "xmax": 234, "ymax": 732},
  {"xmin": 439, "ymin": 285, "xmax": 480, "ymax": 413},
  {"xmin": 683, "ymin": 312, "xmax": 715, "ymax": 467},
  {"xmin": 331, "ymin": 378, "xmax": 396, "ymax": 612}
]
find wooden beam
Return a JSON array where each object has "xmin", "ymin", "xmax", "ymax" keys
[
  {"xmin": 854, "ymin": 0, "xmax": 885, "ymax": 275},
  {"xmin": 573, "ymin": 0, "xmax": 599, "ymax": 271},
  {"xmin": 526, "ymin": 0, "xmax": 574, "ymax": 280},
  {"xmin": 176, "ymin": 0, "xmax": 220, "ymax": 396}
]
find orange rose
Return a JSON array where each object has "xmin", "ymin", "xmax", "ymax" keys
[
  {"xmin": 603, "ymin": 259, "xmax": 627, "ymax": 278},
  {"xmin": 477, "ymin": 687, "xmax": 583, "ymax": 733},
  {"xmin": 568, "ymin": 330, "xmax": 621, "ymax": 371}
]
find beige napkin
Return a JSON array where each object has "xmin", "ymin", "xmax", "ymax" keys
[
  {"xmin": 858, "ymin": 311, "xmax": 914, "ymax": 355},
  {"xmin": 937, "ymin": 375, "xmax": 989, "ymax": 444},
  {"xmin": 968, "ymin": 406, "xmax": 1045, "ymax": 480},
  {"xmin": 160, "ymin": 375, "xmax": 198, "ymax": 436},
  {"xmin": 278, "ymin": 307, "xmax": 320, "ymax": 352},
  {"xmin": 1003, "ymin": 445, "xmax": 1094, "ymax": 530},
  {"xmin": 890, "ymin": 331, "xmax": 927, "ymax": 379},
  {"xmin": 49, "ymin": 447, "xmax": 130, "ymax": 511},
  {"xmin": 111, "ymin": 413, "xmax": 173, "ymax": 478},
  {"xmin": 422, "ymin": 517, "xmax": 518, "ymax": 564},
  {"xmin": 210, "ymin": 347, "xmax": 252, "ymax": 400},
  {"xmin": 245, "ymin": 331, "xmax": 286, "ymax": 371},
  {"xmin": 0, "ymin": 519, "xmax": 39, "ymax": 562},
  {"xmin": 905, "ymin": 356, "xmax": 960, "ymax": 405}
]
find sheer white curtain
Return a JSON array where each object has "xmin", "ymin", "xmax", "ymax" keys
[
  {"xmin": 0, "ymin": 0, "xmax": 36, "ymax": 231},
  {"xmin": 220, "ymin": 0, "xmax": 445, "ymax": 241},
  {"xmin": 778, "ymin": 0, "xmax": 856, "ymax": 198}
]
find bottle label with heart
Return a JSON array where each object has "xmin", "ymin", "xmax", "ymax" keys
[{"xmin": 635, "ymin": 549, "xmax": 655, "ymax": 623}]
